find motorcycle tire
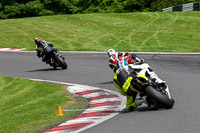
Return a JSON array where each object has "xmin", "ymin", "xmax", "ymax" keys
[
  {"xmin": 145, "ymin": 86, "xmax": 174, "ymax": 109},
  {"xmin": 54, "ymin": 56, "xmax": 68, "ymax": 69}
]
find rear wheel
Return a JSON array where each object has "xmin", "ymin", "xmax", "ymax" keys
[
  {"xmin": 54, "ymin": 56, "xmax": 67, "ymax": 69},
  {"xmin": 145, "ymin": 86, "xmax": 174, "ymax": 109}
]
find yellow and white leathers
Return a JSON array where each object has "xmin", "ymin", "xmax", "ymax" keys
[
  {"xmin": 113, "ymin": 63, "xmax": 166, "ymax": 110},
  {"xmin": 113, "ymin": 69, "xmax": 140, "ymax": 110}
]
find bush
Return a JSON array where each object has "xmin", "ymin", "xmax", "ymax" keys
[
  {"xmin": 70, "ymin": 0, "xmax": 150, "ymax": 14},
  {"xmin": 24, "ymin": 0, "xmax": 44, "ymax": 17},
  {"xmin": 39, "ymin": 9, "xmax": 54, "ymax": 16},
  {"xmin": 0, "ymin": 0, "xmax": 44, "ymax": 18},
  {"xmin": 0, "ymin": 11, "xmax": 6, "ymax": 19},
  {"xmin": 0, "ymin": 0, "xmax": 198, "ymax": 19},
  {"xmin": 3, "ymin": 3, "xmax": 21, "ymax": 18},
  {"xmin": 0, "ymin": 3, "xmax": 2, "ymax": 10},
  {"xmin": 43, "ymin": 0, "xmax": 71, "ymax": 14},
  {"xmin": 123, "ymin": 0, "xmax": 146, "ymax": 12}
]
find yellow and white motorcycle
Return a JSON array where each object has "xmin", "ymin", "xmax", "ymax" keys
[{"xmin": 117, "ymin": 59, "xmax": 175, "ymax": 109}]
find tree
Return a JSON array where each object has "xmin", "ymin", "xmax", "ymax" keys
[{"xmin": 43, "ymin": 0, "xmax": 71, "ymax": 14}]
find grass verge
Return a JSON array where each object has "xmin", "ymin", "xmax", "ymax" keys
[
  {"xmin": 0, "ymin": 76, "xmax": 89, "ymax": 133},
  {"xmin": 0, "ymin": 12, "xmax": 200, "ymax": 52}
]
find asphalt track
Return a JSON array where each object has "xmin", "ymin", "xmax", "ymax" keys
[{"xmin": 0, "ymin": 52, "xmax": 200, "ymax": 133}]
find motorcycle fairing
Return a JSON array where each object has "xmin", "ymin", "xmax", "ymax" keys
[{"xmin": 137, "ymin": 74, "xmax": 149, "ymax": 81}]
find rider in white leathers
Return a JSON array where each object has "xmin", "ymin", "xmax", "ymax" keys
[{"xmin": 107, "ymin": 49, "xmax": 166, "ymax": 85}]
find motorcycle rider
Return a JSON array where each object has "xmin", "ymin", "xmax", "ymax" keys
[
  {"xmin": 113, "ymin": 60, "xmax": 147, "ymax": 110},
  {"xmin": 107, "ymin": 48, "xmax": 166, "ymax": 85},
  {"xmin": 108, "ymin": 49, "xmax": 166, "ymax": 110},
  {"xmin": 34, "ymin": 37, "xmax": 57, "ymax": 65},
  {"xmin": 107, "ymin": 49, "xmax": 143, "ymax": 73}
]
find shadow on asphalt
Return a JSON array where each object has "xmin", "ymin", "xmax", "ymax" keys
[
  {"xmin": 119, "ymin": 106, "xmax": 165, "ymax": 114},
  {"xmin": 26, "ymin": 68, "xmax": 63, "ymax": 72},
  {"xmin": 98, "ymin": 81, "xmax": 113, "ymax": 84}
]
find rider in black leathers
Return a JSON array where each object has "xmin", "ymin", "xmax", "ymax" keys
[{"xmin": 34, "ymin": 37, "xmax": 57, "ymax": 65}]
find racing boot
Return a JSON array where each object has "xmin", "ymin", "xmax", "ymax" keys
[
  {"xmin": 135, "ymin": 97, "xmax": 147, "ymax": 106},
  {"xmin": 149, "ymin": 71, "xmax": 166, "ymax": 86},
  {"xmin": 45, "ymin": 59, "xmax": 51, "ymax": 65},
  {"xmin": 127, "ymin": 97, "xmax": 147, "ymax": 111},
  {"xmin": 155, "ymin": 78, "xmax": 166, "ymax": 86}
]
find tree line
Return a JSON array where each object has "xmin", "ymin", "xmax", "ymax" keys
[{"xmin": 0, "ymin": 0, "xmax": 198, "ymax": 19}]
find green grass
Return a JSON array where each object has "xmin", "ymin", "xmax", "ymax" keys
[
  {"xmin": 0, "ymin": 76, "xmax": 89, "ymax": 133},
  {"xmin": 0, "ymin": 12, "xmax": 200, "ymax": 52}
]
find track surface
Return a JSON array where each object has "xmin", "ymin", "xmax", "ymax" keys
[{"xmin": 0, "ymin": 52, "xmax": 200, "ymax": 133}]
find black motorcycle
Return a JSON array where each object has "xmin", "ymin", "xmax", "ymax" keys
[{"xmin": 43, "ymin": 45, "xmax": 67, "ymax": 69}]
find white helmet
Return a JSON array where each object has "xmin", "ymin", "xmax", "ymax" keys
[{"xmin": 107, "ymin": 49, "xmax": 116, "ymax": 57}]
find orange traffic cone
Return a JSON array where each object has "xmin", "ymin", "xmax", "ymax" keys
[{"xmin": 56, "ymin": 106, "xmax": 64, "ymax": 116}]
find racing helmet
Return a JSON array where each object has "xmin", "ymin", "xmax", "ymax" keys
[
  {"xmin": 127, "ymin": 58, "xmax": 134, "ymax": 64},
  {"xmin": 35, "ymin": 37, "xmax": 41, "ymax": 44},
  {"xmin": 107, "ymin": 49, "xmax": 116, "ymax": 57}
]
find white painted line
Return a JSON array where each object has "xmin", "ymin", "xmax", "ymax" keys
[
  {"xmin": 0, "ymin": 48, "xmax": 26, "ymax": 51},
  {"xmin": 90, "ymin": 97, "xmax": 121, "ymax": 104},
  {"xmin": 67, "ymin": 86, "xmax": 100, "ymax": 94},
  {"xmin": 79, "ymin": 92, "xmax": 114, "ymax": 98},
  {"xmin": 0, "ymin": 48, "xmax": 10, "ymax": 51},
  {"xmin": 63, "ymin": 109, "xmax": 86, "ymax": 111},
  {"xmin": 8, "ymin": 50, "xmax": 200, "ymax": 55},
  {"xmin": 59, "ymin": 116, "xmax": 104, "ymax": 125},
  {"xmin": 83, "ymin": 105, "xmax": 120, "ymax": 113}
]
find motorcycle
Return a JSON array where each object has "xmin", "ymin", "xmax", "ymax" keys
[
  {"xmin": 42, "ymin": 45, "xmax": 68, "ymax": 69},
  {"xmin": 131, "ymin": 73, "xmax": 174, "ymax": 109},
  {"xmin": 116, "ymin": 59, "xmax": 175, "ymax": 109}
]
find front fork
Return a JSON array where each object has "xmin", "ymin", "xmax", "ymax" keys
[{"xmin": 165, "ymin": 85, "xmax": 172, "ymax": 99}]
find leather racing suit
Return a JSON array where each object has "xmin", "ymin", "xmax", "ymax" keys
[
  {"xmin": 113, "ymin": 67, "xmax": 145, "ymax": 110},
  {"xmin": 109, "ymin": 52, "xmax": 142, "ymax": 73},
  {"xmin": 36, "ymin": 41, "xmax": 57, "ymax": 63}
]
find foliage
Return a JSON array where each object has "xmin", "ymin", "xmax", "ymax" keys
[
  {"xmin": 70, "ymin": 0, "xmax": 151, "ymax": 13},
  {"xmin": 43, "ymin": 0, "xmax": 72, "ymax": 14},
  {"xmin": 0, "ymin": 0, "xmax": 198, "ymax": 19},
  {"xmin": 0, "ymin": 0, "xmax": 71, "ymax": 19}
]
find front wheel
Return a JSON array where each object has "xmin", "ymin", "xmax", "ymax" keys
[
  {"xmin": 145, "ymin": 86, "xmax": 174, "ymax": 109},
  {"xmin": 54, "ymin": 56, "xmax": 68, "ymax": 69}
]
